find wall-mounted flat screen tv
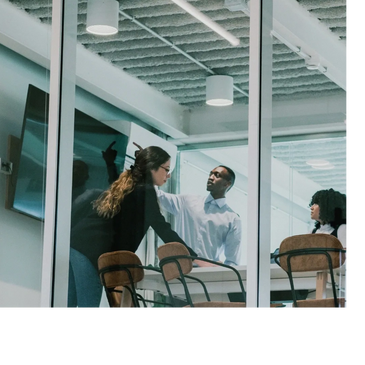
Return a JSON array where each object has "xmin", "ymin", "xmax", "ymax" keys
[{"xmin": 11, "ymin": 84, "xmax": 129, "ymax": 220}]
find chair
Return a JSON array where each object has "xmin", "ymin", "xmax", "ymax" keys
[
  {"xmin": 98, "ymin": 250, "xmax": 170, "ymax": 307},
  {"xmin": 157, "ymin": 242, "xmax": 282, "ymax": 310},
  {"xmin": 273, "ymin": 233, "xmax": 346, "ymax": 307}
]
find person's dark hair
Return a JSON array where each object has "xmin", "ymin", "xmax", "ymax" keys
[
  {"xmin": 219, "ymin": 165, "xmax": 236, "ymax": 190},
  {"xmin": 310, "ymin": 188, "xmax": 346, "ymax": 229}
]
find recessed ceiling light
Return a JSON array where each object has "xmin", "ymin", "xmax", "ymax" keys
[
  {"xmin": 311, "ymin": 163, "xmax": 335, "ymax": 170},
  {"xmin": 306, "ymin": 159, "xmax": 334, "ymax": 170},
  {"xmin": 306, "ymin": 159, "xmax": 330, "ymax": 167},
  {"xmin": 305, "ymin": 55, "xmax": 319, "ymax": 70},
  {"xmin": 305, "ymin": 57, "xmax": 327, "ymax": 73}
]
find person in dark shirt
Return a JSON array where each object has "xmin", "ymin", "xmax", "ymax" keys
[{"xmin": 93, "ymin": 145, "xmax": 196, "ymax": 256}]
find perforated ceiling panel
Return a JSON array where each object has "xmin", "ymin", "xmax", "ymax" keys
[
  {"xmin": 5, "ymin": 0, "xmax": 346, "ymax": 193},
  {"xmin": 9, "ymin": 0, "xmax": 346, "ymax": 108}
]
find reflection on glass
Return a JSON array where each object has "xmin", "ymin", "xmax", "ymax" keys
[{"xmin": 12, "ymin": 85, "xmax": 129, "ymax": 220}]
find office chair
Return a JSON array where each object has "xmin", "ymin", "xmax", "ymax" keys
[
  {"xmin": 157, "ymin": 242, "xmax": 246, "ymax": 310},
  {"xmin": 273, "ymin": 233, "xmax": 346, "ymax": 307},
  {"xmin": 157, "ymin": 242, "xmax": 282, "ymax": 310},
  {"xmin": 98, "ymin": 250, "xmax": 171, "ymax": 307}
]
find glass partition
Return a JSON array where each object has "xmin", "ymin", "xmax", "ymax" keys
[
  {"xmin": 271, "ymin": 136, "xmax": 346, "ymax": 244},
  {"xmin": 269, "ymin": 0, "xmax": 347, "ymax": 307},
  {"xmin": 0, "ymin": 0, "xmax": 52, "ymax": 306},
  {"xmin": 0, "ymin": 0, "xmax": 347, "ymax": 311},
  {"xmin": 66, "ymin": 1, "xmax": 252, "ymax": 307}
]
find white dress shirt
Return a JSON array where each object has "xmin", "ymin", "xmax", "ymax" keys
[{"xmin": 156, "ymin": 189, "xmax": 242, "ymax": 265}]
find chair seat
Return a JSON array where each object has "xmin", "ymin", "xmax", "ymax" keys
[{"xmin": 295, "ymin": 297, "xmax": 346, "ymax": 307}]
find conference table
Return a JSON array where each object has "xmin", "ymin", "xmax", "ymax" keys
[
  {"xmin": 138, "ymin": 264, "xmax": 317, "ymax": 295},
  {"xmin": 137, "ymin": 263, "xmax": 345, "ymax": 303}
]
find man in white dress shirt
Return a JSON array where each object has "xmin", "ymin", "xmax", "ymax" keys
[{"xmin": 156, "ymin": 165, "xmax": 242, "ymax": 266}]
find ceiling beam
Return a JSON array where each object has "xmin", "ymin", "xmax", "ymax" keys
[
  {"xmin": 272, "ymin": 0, "xmax": 346, "ymax": 90},
  {"xmin": 176, "ymin": 94, "xmax": 346, "ymax": 144},
  {"xmin": 226, "ymin": 0, "xmax": 346, "ymax": 90}
]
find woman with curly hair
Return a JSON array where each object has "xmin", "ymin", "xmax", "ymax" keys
[
  {"xmin": 93, "ymin": 145, "xmax": 196, "ymax": 256},
  {"xmin": 310, "ymin": 188, "xmax": 346, "ymax": 246}
]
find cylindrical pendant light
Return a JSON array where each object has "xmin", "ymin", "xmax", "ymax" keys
[
  {"xmin": 86, "ymin": 0, "xmax": 119, "ymax": 36},
  {"xmin": 206, "ymin": 75, "xmax": 234, "ymax": 106}
]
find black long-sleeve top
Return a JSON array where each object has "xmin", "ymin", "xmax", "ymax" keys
[
  {"xmin": 112, "ymin": 183, "xmax": 192, "ymax": 254},
  {"xmin": 70, "ymin": 188, "xmax": 114, "ymax": 270}
]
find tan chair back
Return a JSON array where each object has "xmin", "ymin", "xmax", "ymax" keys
[
  {"xmin": 98, "ymin": 250, "xmax": 144, "ymax": 288},
  {"xmin": 157, "ymin": 242, "xmax": 193, "ymax": 281},
  {"xmin": 279, "ymin": 233, "xmax": 346, "ymax": 272}
]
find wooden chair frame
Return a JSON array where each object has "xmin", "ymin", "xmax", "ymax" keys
[{"xmin": 274, "ymin": 246, "xmax": 346, "ymax": 307}]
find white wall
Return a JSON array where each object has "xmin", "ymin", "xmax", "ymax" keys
[{"xmin": 0, "ymin": 45, "xmax": 47, "ymax": 306}]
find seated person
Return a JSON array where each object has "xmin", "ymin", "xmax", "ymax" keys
[
  {"xmin": 309, "ymin": 188, "xmax": 346, "ymax": 247},
  {"xmin": 272, "ymin": 188, "xmax": 346, "ymax": 264}
]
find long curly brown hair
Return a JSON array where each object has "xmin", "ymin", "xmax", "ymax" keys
[{"xmin": 93, "ymin": 146, "xmax": 170, "ymax": 218}]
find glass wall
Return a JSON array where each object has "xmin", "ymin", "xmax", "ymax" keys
[
  {"xmin": 178, "ymin": 134, "xmax": 346, "ymax": 306},
  {"xmin": 0, "ymin": 0, "xmax": 52, "ymax": 306},
  {"xmin": 176, "ymin": 0, "xmax": 347, "ymax": 308},
  {"xmin": 271, "ymin": 136, "xmax": 346, "ymax": 244},
  {"xmin": 269, "ymin": 0, "xmax": 347, "ymax": 306},
  {"xmin": 0, "ymin": 1, "xmax": 347, "ymax": 310}
]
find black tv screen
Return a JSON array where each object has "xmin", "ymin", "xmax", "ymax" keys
[{"xmin": 12, "ymin": 84, "xmax": 129, "ymax": 220}]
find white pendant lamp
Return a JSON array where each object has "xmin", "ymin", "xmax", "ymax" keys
[
  {"xmin": 206, "ymin": 75, "xmax": 234, "ymax": 106},
  {"xmin": 86, "ymin": 0, "xmax": 119, "ymax": 36}
]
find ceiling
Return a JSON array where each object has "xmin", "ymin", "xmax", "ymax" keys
[
  {"xmin": 8, "ymin": 0, "xmax": 346, "ymax": 110},
  {"xmin": 2, "ymin": 0, "xmax": 347, "ymax": 192}
]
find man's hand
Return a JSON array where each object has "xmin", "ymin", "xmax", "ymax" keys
[{"xmin": 102, "ymin": 141, "xmax": 117, "ymax": 165}]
